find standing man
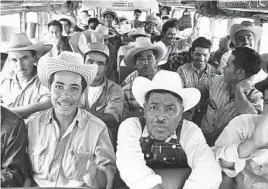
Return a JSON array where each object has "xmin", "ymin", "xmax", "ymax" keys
[
  {"xmin": 26, "ymin": 51, "xmax": 116, "ymax": 188},
  {"xmin": 198, "ymin": 47, "xmax": 264, "ymax": 146},
  {"xmin": 117, "ymin": 70, "xmax": 222, "ymax": 189},
  {"xmin": 123, "ymin": 37, "xmax": 167, "ymax": 118},
  {"xmin": 101, "ymin": 9, "xmax": 118, "ymax": 36},
  {"xmin": 0, "ymin": 33, "xmax": 52, "ymax": 118},
  {"xmin": 131, "ymin": 9, "xmax": 142, "ymax": 28},
  {"xmin": 59, "ymin": 15, "xmax": 76, "ymax": 36}
]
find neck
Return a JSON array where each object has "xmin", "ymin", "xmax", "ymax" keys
[
  {"xmin": 17, "ymin": 71, "xmax": 35, "ymax": 86},
  {"xmin": 90, "ymin": 77, "xmax": 105, "ymax": 87},
  {"xmin": 54, "ymin": 109, "xmax": 77, "ymax": 135},
  {"xmin": 192, "ymin": 62, "xmax": 206, "ymax": 73},
  {"xmin": 229, "ymin": 80, "xmax": 239, "ymax": 94},
  {"xmin": 161, "ymin": 38, "xmax": 172, "ymax": 46}
]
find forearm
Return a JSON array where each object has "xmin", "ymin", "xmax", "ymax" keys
[
  {"xmin": 235, "ymin": 90, "xmax": 257, "ymax": 114},
  {"xmin": 237, "ymin": 138, "xmax": 259, "ymax": 158}
]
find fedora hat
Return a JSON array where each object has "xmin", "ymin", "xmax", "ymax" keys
[
  {"xmin": 84, "ymin": 42, "xmax": 110, "ymax": 60},
  {"xmin": 8, "ymin": 33, "xmax": 52, "ymax": 59},
  {"xmin": 127, "ymin": 27, "xmax": 150, "ymax": 38},
  {"xmin": 95, "ymin": 24, "xmax": 116, "ymax": 39},
  {"xmin": 132, "ymin": 70, "xmax": 201, "ymax": 112},
  {"xmin": 38, "ymin": 51, "xmax": 97, "ymax": 88},
  {"xmin": 124, "ymin": 37, "xmax": 167, "ymax": 67},
  {"xmin": 230, "ymin": 21, "xmax": 263, "ymax": 46},
  {"xmin": 101, "ymin": 9, "xmax": 117, "ymax": 19}
]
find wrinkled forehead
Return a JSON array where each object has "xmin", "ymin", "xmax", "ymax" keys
[
  {"xmin": 235, "ymin": 30, "xmax": 254, "ymax": 39},
  {"xmin": 136, "ymin": 49, "xmax": 155, "ymax": 58},
  {"xmin": 53, "ymin": 71, "xmax": 82, "ymax": 85},
  {"xmin": 146, "ymin": 91, "xmax": 182, "ymax": 105}
]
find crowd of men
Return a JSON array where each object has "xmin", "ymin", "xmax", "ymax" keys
[{"xmin": 1, "ymin": 7, "xmax": 268, "ymax": 189}]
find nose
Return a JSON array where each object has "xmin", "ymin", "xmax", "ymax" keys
[
  {"xmin": 17, "ymin": 59, "xmax": 24, "ymax": 69},
  {"xmin": 155, "ymin": 107, "xmax": 168, "ymax": 121}
]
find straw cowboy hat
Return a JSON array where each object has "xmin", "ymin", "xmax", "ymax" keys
[
  {"xmin": 53, "ymin": 14, "xmax": 76, "ymax": 28},
  {"xmin": 124, "ymin": 37, "xmax": 167, "ymax": 67},
  {"xmin": 84, "ymin": 42, "xmax": 110, "ymax": 61},
  {"xmin": 230, "ymin": 21, "xmax": 263, "ymax": 46},
  {"xmin": 128, "ymin": 27, "xmax": 150, "ymax": 38},
  {"xmin": 95, "ymin": 24, "xmax": 116, "ymax": 39},
  {"xmin": 101, "ymin": 9, "xmax": 117, "ymax": 19},
  {"xmin": 8, "ymin": 33, "xmax": 52, "ymax": 59},
  {"xmin": 38, "ymin": 51, "xmax": 97, "ymax": 88},
  {"xmin": 132, "ymin": 70, "xmax": 201, "ymax": 112}
]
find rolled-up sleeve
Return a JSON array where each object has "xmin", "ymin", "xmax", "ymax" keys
[
  {"xmin": 181, "ymin": 120, "xmax": 222, "ymax": 189},
  {"xmin": 116, "ymin": 118, "xmax": 162, "ymax": 189}
]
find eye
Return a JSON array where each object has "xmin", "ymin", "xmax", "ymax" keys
[
  {"xmin": 167, "ymin": 107, "xmax": 175, "ymax": 112},
  {"xmin": 55, "ymin": 85, "xmax": 63, "ymax": 90},
  {"xmin": 11, "ymin": 58, "xmax": 17, "ymax": 62},
  {"xmin": 149, "ymin": 105, "xmax": 157, "ymax": 110},
  {"xmin": 71, "ymin": 87, "xmax": 79, "ymax": 92}
]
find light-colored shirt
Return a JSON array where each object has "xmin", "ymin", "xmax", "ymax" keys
[
  {"xmin": 116, "ymin": 118, "xmax": 222, "ymax": 189},
  {"xmin": 0, "ymin": 68, "xmax": 50, "ymax": 107},
  {"xmin": 26, "ymin": 108, "xmax": 116, "ymax": 187},
  {"xmin": 86, "ymin": 83, "xmax": 105, "ymax": 108},
  {"xmin": 217, "ymin": 51, "xmax": 232, "ymax": 74},
  {"xmin": 200, "ymin": 75, "xmax": 263, "ymax": 135},
  {"xmin": 80, "ymin": 78, "xmax": 124, "ymax": 123},
  {"xmin": 214, "ymin": 114, "xmax": 268, "ymax": 189}
]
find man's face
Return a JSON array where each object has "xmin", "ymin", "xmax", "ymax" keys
[
  {"xmin": 85, "ymin": 52, "xmax": 108, "ymax": 84},
  {"xmin": 145, "ymin": 92, "xmax": 183, "ymax": 141},
  {"xmin": 235, "ymin": 30, "xmax": 255, "ymax": 49},
  {"xmin": 9, "ymin": 51, "xmax": 36, "ymax": 78},
  {"xmin": 134, "ymin": 12, "xmax": 141, "ymax": 20},
  {"xmin": 48, "ymin": 25, "xmax": 62, "ymax": 41},
  {"xmin": 163, "ymin": 27, "xmax": 177, "ymax": 45},
  {"xmin": 60, "ymin": 21, "xmax": 71, "ymax": 35},
  {"xmin": 192, "ymin": 47, "xmax": 210, "ymax": 70},
  {"xmin": 223, "ymin": 54, "xmax": 239, "ymax": 82},
  {"xmin": 81, "ymin": 12, "xmax": 89, "ymax": 19},
  {"xmin": 135, "ymin": 50, "xmax": 157, "ymax": 80},
  {"xmin": 51, "ymin": 71, "xmax": 83, "ymax": 117},
  {"xmin": 145, "ymin": 22, "xmax": 155, "ymax": 34},
  {"xmin": 105, "ymin": 15, "xmax": 114, "ymax": 25},
  {"xmin": 89, "ymin": 22, "xmax": 98, "ymax": 30}
]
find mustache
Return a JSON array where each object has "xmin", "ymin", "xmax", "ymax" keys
[{"xmin": 155, "ymin": 119, "xmax": 166, "ymax": 125}]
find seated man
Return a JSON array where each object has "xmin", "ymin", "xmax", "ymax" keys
[
  {"xmin": 0, "ymin": 33, "xmax": 52, "ymax": 118},
  {"xmin": 26, "ymin": 52, "xmax": 116, "ymax": 188},
  {"xmin": 214, "ymin": 77, "xmax": 268, "ymax": 189},
  {"xmin": 117, "ymin": 70, "xmax": 222, "ymax": 189},
  {"xmin": 1, "ymin": 106, "xmax": 28, "ymax": 187},
  {"xmin": 123, "ymin": 37, "xmax": 166, "ymax": 118},
  {"xmin": 198, "ymin": 47, "xmax": 264, "ymax": 146},
  {"xmin": 80, "ymin": 42, "xmax": 124, "ymax": 146}
]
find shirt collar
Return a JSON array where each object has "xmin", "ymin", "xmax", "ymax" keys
[
  {"xmin": 190, "ymin": 62, "xmax": 211, "ymax": 75},
  {"xmin": 141, "ymin": 126, "xmax": 178, "ymax": 142}
]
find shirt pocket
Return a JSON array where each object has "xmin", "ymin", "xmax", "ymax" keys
[{"xmin": 27, "ymin": 144, "xmax": 46, "ymax": 174}]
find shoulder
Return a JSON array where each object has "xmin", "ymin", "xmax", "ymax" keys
[
  {"xmin": 226, "ymin": 114, "xmax": 260, "ymax": 131},
  {"xmin": 26, "ymin": 108, "xmax": 52, "ymax": 124},
  {"xmin": 106, "ymin": 79, "xmax": 123, "ymax": 93},
  {"xmin": 1, "ymin": 106, "xmax": 24, "ymax": 130},
  {"xmin": 79, "ymin": 108, "xmax": 107, "ymax": 130},
  {"xmin": 118, "ymin": 117, "xmax": 142, "ymax": 136},
  {"xmin": 181, "ymin": 119, "xmax": 202, "ymax": 136}
]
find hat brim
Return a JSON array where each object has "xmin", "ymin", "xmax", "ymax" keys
[
  {"xmin": 8, "ymin": 43, "xmax": 52, "ymax": 59},
  {"xmin": 101, "ymin": 11, "xmax": 117, "ymax": 19},
  {"xmin": 127, "ymin": 32, "xmax": 150, "ymax": 38},
  {"xmin": 37, "ymin": 56, "xmax": 97, "ymax": 88},
  {"xmin": 132, "ymin": 76, "xmax": 201, "ymax": 112},
  {"xmin": 230, "ymin": 24, "xmax": 263, "ymax": 45},
  {"xmin": 124, "ymin": 42, "xmax": 167, "ymax": 67}
]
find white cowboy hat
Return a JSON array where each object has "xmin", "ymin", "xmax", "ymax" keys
[
  {"xmin": 84, "ymin": 42, "xmax": 110, "ymax": 60},
  {"xmin": 132, "ymin": 70, "xmax": 201, "ymax": 112},
  {"xmin": 8, "ymin": 33, "xmax": 52, "ymax": 59},
  {"xmin": 37, "ymin": 51, "xmax": 97, "ymax": 88},
  {"xmin": 53, "ymin": 14, "xmax": 76, "ymax": 28},
  {"xmin": 127, "ymin": 27, "xmax": 150, "ymax": 38},
  {"xmin": 95, "ymin": 24, "xmax": 116, "ymax": 39},
  {"xmin": 230, "ymin": 21, "xmax": 263, "ymax": 46},
  {"xmin": 101, "ymin": 9, "xmax": 117, "ymax": 19},
  {"xmin": 117, "ymin": 23, "xmax": 132, "ymax": 35},
  {"xmin": 124, "ymin": 37, "xmax": 167, "ymax": 67}
]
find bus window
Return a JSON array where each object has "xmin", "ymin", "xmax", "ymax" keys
[
  {"xmin": 211, "ymin": 19, "xmax": 229, "ymax": 51},
  {"xmin": 103, "ymin": 10, "xmax": 147, "ymax": 22},
  {"xmin": 259, "ymin": 22, "xmax": 268, "ymax": 54},
  {"xmin": 198, "ymin": 16, "xmax": 211, "ymax": 39}
]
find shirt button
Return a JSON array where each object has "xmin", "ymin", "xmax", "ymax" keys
[
  {"xmin": 172, "ymin": 145, "xmax": 176, "ymax": 149},
  {"xmin": 146, "ymin": 154, "xmax": 150, "ymax": 158},
  {"xmin": 163, "ymin": 157, "xmax": 167, "ymax": 161}
]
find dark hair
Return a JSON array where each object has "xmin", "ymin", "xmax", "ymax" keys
[
  {"xmin": 88, "ymin": 18, "xmax": 99, "ymax": 26},
  {"xmin": 48, "ymin": 20, "xmax": 63, "ymax": 33},
  {"xmin": 49, "ymin": 72, "xmax": 87, "ymax": 93},
  {"xmin": 232, "ymin": 47, "xmax": 261, "ymax": 77},
  {"xmin": 161, "ymin": 21, "xmax": 177, "ymax": 34},
  {"xmin": 145, "ymin": 89, "xmax": 183, "ymax": 106},
  {"xmin": 161, "ymin": 6, "xmax": 171, "ymax": 15},
  {"xmin": 82, "ymin": 10, "xmax": 88, "ymax": 14},
  {"xmin": 134, "ymin": 9, "xmax": 142, "ymax": 14},
  {"xmin": 59, "ymin": 18, "xmax": 71, "ymax": 26},
  {"xmin": 191, "ymin": 37, "xmax": 212, "ymax": 52}
]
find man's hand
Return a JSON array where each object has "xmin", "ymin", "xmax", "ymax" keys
[{"xmin": 236, "ymin": 77, "xmax": 254, "ymax": 94}]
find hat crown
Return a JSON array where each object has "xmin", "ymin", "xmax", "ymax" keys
[
  {"xmin": 86, "ymin": 42, "xmax": 109, "ymax": 57},
  {"xmin": 152, "ymin": 70, "xmax": 183, "ymax": 91},
  {"xmin": 135, "ymin": 37, "xmax": 154, "ymax": 48},
  {"xmin": 9, "ymin": 33, "xmax": 33, "ymax": 48},
  {"xmin": 57, "ymin": 51, "xmax": 84, "ymax": 65}
]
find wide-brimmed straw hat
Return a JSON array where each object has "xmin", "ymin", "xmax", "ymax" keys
[
  {"xmin": 132, "ymin": 70, "xmax": 201, "ymax": 111},
  {"xmin": 124, "ymin": 37, "xmax": 167, "ymax": 67},
  {"xmin": 101, "ymin": 9, "xmax": 117, "ymax": 19},
  {"xmin": 127, "ymin": 27, "xmax": 150, "ymax": 38},
  {"xmin": 8, "ymin": 33, "xmax": 52, "ymax": 59},
  {"xmin": 95, "ymin": 24, "xmax": 116, "ymax": 39},
  {"xmin": 54, "ymin": 14, "xmax": 76, "ymax": 28},
  {"xmin": 38, "ymin": 51, "xmax": 97, "ymax": 88},
  {"xmin": 230, "ymin": 21, "xmax": 263, "ymax": 46},
  {"xmin": 84, "ymin": 42, "xmax": 110, "ymax": 60}
]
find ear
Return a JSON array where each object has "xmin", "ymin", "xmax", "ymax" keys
[{"xmin": 236, "ymin": 68, "xmax": 246, "ymax": 80}]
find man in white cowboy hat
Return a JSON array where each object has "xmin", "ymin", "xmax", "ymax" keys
[
  {"xmin": 80, "ymin": 42, "xmax": 124, "ymax": 147},
  {"xmin": 117, "ymin": 70, "xmax": 222, "ymax": 189},
  {"xmin": 123, "ymin": 37, "xmax": 167, "ymax": 118},
  {"xmin": 197, "ymin": 47, "xmax": 264, "ymax": 146},
  {"xmin": 0, "ymin": 33, "xmax": 53, "ymax": 118},
  {"xmin": 213, "ymin": 77, "xmax": 268, "ymax": 189},
  {"xmin": 26, "ymin": 51, "xmax": 116, "ymax": 188}
]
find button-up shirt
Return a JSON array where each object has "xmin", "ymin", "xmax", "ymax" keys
[
  {"xmin": 26, "ymin": 108, "xmax": 116, "ymax": 187},
  {"xmin": 1, "ymin": 106, "xmax": 28, "ymax": 187},
  {"xmin": 121, "ymin": 70, "xmax": 138, "ymax": 87},
  {"xmin": 0, "ymin": 67, "xmax": 50, "ymax": 108},
  {"xmin": 200, "ymin": 75, "xmax": 263, "ymax": 137},
  {"xmin": 116, "ymin": 118, "xmax": 222, "ymax": 189},
  {"xmin": 214, "ymin": 114, "xmax": 268, "ymax": 189},
  {"xmin": 80, "ymin": 78, "xmax": 124, "ymax": 124}
]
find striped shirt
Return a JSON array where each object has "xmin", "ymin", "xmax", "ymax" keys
[{"xmin": 200, "ymin": 75, "xmax": 263, "ymax": 137}]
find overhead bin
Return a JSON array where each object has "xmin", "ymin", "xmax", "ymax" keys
[{"xmin": 218, "ymin": 0, "xmax": 268, "ymax": 13}]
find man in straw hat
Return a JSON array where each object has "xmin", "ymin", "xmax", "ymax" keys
[
  {"xmin": 197, "ymin": 47, "xmax": 264, "ymax": 146},
  {"xmin": 143, "ymin": 14, "xmax": 161, "ymax": 37},
  {"xmin": 26, "ymin": 51, "xmax": 116, "ymax": 188},
  {"xmin": 214, "ymin": 76, "xmax": 268, "ymax": 189},
  {"xmin": 0, "ymin": 33, "xmax": 53, "ymax": 118},
  {"xmin": 58, "ymin": 15, "xmax": 77, "ymax": 37},
  {"xmin": 117, "ymin": 70, "xmax": 222, "ymax": 189},
  {"xmin": 80, "ymin": 42, "xmax": 124, "ymax": 147},
  {"xmin": 123, "ymin": 37, "xmax": 167, "ymax": 118},
  {"xmin": 101, "ymin": 9, "xmax": 118, "ymax": 36}
]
